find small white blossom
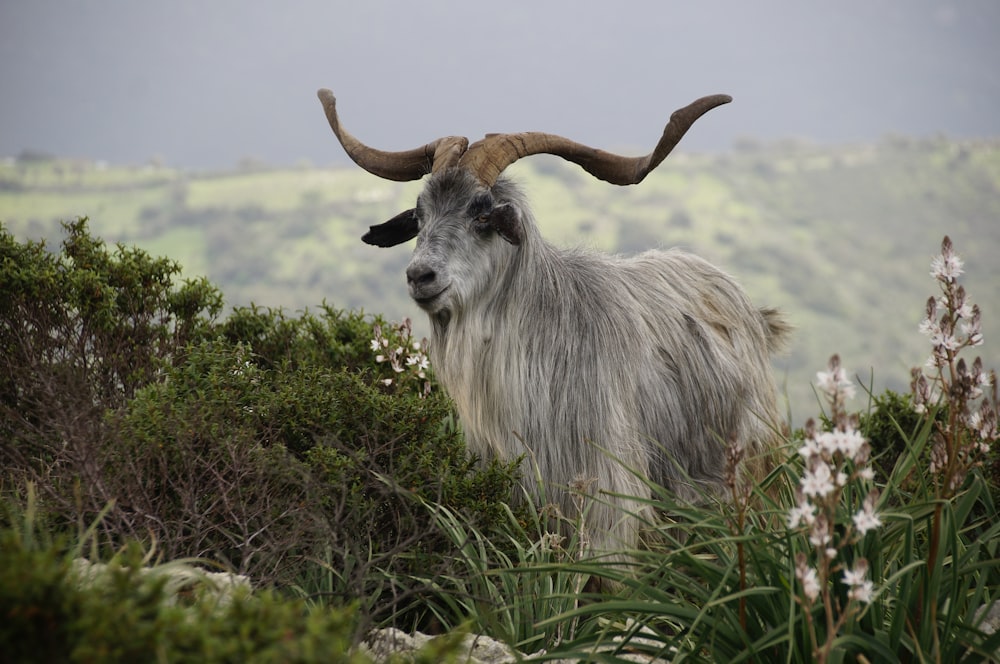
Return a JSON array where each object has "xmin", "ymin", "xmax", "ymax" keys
[
  {"xmin": 931, "ymin": 252, "xmax": 964, "ymax": 282},
  {"xmin": 842, "ymin": 563, "xmax": 867, "ymax": 588},
  {"xmin": 832, "ymin": 429, "xmax": 866, "ymax": 458},
  {"xmin": 849, "ymin": 580, "xmax": 875, "ymax": 604},
  {"xmin": 797, "ymin": 566, "xmax": 820, "ymax": 602},
  {"xmin": 852, "ymin": 506, "xmax": 882, "ymax": 536},
  {"xmin": 857, "ymin": 466, "xmax": 875, "ymax": 481},
  {"xmin": 809, "ymin": 526, "xmax": 832, "ymax": 549},
  {"xmin": 930, "ymin": 331, "xmax": 960, "ymax": 351},
  {"xmin": 369, "ymin": 338, "xmax": 381, "ymax": 352},
  {"xmin": 801, "ymin": 461, "xmax": 836, "ymax": 498},
  {"xmin": 787, "ymin": 500, "xmax": 816, "ymax": 528},
  {"xmin": 961, "ymin": 323, "xmax": 984, "ymax": 346},
  {"xmin": 816, "ymin": 366, "xmax": 856, "ymax": 400},
  {"xmin": 918, "ymin": 318, "xmax": 940, "ymax": 338},
  {"xmin": 797, "ymin": 436, "xmax": 822, "ymax": 461}
]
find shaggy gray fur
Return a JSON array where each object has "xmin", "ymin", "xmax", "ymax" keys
[{"xmin": 405, "ymin": 168, "xmax": 788, "ymax": 554}]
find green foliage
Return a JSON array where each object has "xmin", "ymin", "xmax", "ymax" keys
[
  {"xmin": 218, "ymin": 304, "xmax": 376, "ymax": 374},
  {"xmin": 860, "ymin": 390, "xmax": 935, "ymax": 481},
  {"xmin": 0, "ymin": 502, "xmax": 370, "ymax": 663},
  {"xmin": 5, "ymin": 207, "xmax": 1000, "ymax": 660},
  {"xmin": 1, "ymin": 220, "xmax": 522, "ymax": 632},
  {"xmin": 415, "ymin": 406, "xmax": 997, "ymax": 663},
  {"xmin": 409, "ymin": 494, "xmax": 596, "ymax": 654},
  {"xmin": 0, "ymin": 217, "xmax": 222, "ymax": 467}
]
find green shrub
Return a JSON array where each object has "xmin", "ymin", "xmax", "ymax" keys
[
  {"xmin": 1, "ymin": 220, "xmax": 523, "ymax": 631},
  {"xmin": 1, "ymin": 217, "xmax": 222, "ymax": 482},
  {"xmin": 0, "ymin": 509, "xmax": 368, "ymax": 663},
  {"xmin": 860, "ymin": 389, "xmax": 934, "ymax": 481}
]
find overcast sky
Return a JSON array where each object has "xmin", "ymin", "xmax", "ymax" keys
[{"xmin": 2, "ymin": 1, "xmax": 998, "ymax": 169}]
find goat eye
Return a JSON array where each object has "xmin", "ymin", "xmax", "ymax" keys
[{"xmin": 472, "ymin": 215, "xmax": 492, "ymax": 236}]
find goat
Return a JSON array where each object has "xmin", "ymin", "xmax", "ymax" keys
[{"xmin": 317, "ymin": 88, "xmax": 789, "ymax": 555}]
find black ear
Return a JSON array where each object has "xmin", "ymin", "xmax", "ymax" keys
[
  {"xmin": 486, "ymin": 204, "xmax": 522, "ymax": 246},
  {"xmin": 362, "ymin": 208, "xmax": 419, "ymax": 247}
]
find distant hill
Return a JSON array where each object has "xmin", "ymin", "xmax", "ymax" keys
[{"xmin": 3, "ymin": 135, "xmax": 998, "ymax": 424}]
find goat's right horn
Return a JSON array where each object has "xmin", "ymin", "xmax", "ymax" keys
[
  {"xmin": 317, "ymin": 89, "xmax": 469, "ymax": 181},
  {"xmin": 459, "ymin": 94, "xmax": 732, "ymax": 187}
]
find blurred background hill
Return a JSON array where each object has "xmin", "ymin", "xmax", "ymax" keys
[{"xmin": 3, "ymin": 136, "xmax": 997, "ymax": 422}]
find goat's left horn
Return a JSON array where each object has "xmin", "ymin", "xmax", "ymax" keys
[
  {"xmin": 459, "ymin": 94, "xmax": 732, "ymax": 187},
  {"xmin": 317, "ymin": 89, "xmax": 468, "ymax": 181}
]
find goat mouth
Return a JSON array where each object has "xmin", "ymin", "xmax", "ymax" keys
[{"xmin": 412, "ymin": 286, "xmax": 449, "ymax": 309}]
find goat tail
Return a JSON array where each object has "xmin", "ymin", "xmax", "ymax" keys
[{"xmin": 760, "ymin": 307, "xmax": 792, "ymax": 354}]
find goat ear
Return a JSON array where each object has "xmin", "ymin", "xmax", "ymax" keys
[
  {"xmin": 362, "ymin": 208, "xmax": 419, "ymax": 247},
  {"xmin": 486, "ymin": 203, "xmax": 522, "ymax": 246}
]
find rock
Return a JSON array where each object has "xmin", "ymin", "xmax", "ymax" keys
[
  {"xmin": 70, "ymin": 557, "xmax": 251, "ymax": 607},
  {"xmin": 359, "ymin": 628, "xmax": 672, "ymax": 663},
  {"xmin": 359, "ymin": 628, "xmax": 519, "ymax": 664},
  {"xmin": 976, "ymin": 600, "xmax": 1000, "ymax": 636}
]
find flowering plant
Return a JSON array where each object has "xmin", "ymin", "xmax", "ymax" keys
[
  {"xmin": 789, "ymin": 355, "xmax": 881, "ymax": 661},
  {"xmin": 912, "ymin": 236, "xmax": 998, "ymax": 497},
  {"xmin": 369, "ymin": 318, "xmax": 433, "ymax": 398}
]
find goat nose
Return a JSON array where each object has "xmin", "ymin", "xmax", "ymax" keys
[{"xmin": 406, "ymin": 265, "xmax": 436, "ymax": 286}]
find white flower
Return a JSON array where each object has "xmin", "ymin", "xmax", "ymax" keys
[
  {"xmin": 797, "ymin": 436, "xmax": 822, "ymax": 461},
  {"xmin": 809, "ymin": 528, "xmax": 832, "ymax": 549},
  {"xmin": 842, "ymin": 560, "xmax": 868, "ymax": 586},
  {"xmin": 787, "ymin": 500, "xmax": 816, "ymax": 528},
  {"xmin": 857, "ymin": 466, "xmax": 875, "ymax": 481},
  {"xmin": 835, "ymin": 429, "xmax": 866, "ymax": 457},
  {"xmin": 849, "ymin": 580, "xmax": 875, "ymax": 604},
  {"xmin": 816, "ymin": 367, "xmax": 856, "ymax": 400},
  {"xmin": 801, "ymin": 461, "xmax": 836, "ymax": 498},
  {"xmin": 918, "ymin": 318, "xmax": 940, "ymax": 338},
  {"xmin": 369, "ymin": 338, "xmax": 381, "ymax": 352},
  {"xmin": 852, "ymin": 507, "xmax": 882, "ymax": 536},
  {"xmin": 930, "ymin": 331, "xmax": 960, "ymax": 351},
  {"xmin": 381, "ymin": 378, "xmax": 393, "ymax": 386},
  {"xmin": 797, "ymin": 566, "xmax": 820, "ymax": 602},
  {"xmin": 931, "ymin": 252, "xmax": 964, "ymax": 281},
  {"xmin": 961, "ymin": 322, "xmax": 984, "ymax": 346}
]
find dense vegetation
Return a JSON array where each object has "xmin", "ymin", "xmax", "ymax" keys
[
  {"xmin": 1, "ymin": 221, "xmax": 521, "ymax": 651},
  {"xmin": 2, "ymin": 136, "xmax": 998, "ymax": 420},
  {"xmin": 2, "ymin": 143, "xmax": 999, "ymax": 660}
]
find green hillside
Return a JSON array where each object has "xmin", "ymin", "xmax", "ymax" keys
[{"xmin": 2, "ymin": 135, "xmax": 998, "ymax": 422}]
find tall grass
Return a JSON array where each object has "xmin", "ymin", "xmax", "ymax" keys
[{"xmin": 344, "ymin": 236, "xmax": 1000, "ymax": 662}]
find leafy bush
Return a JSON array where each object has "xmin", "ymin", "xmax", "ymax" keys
[
  {"xmin": 0, "ymin": 220, "xmax": 522, "ymax": 631},
  {"xmin": 0, "ymin": 493, "xmax": 371, "ymax": 663},
  {"xmin": 1, "ymin": 218, "xmax": 222, "ymax": 483}
]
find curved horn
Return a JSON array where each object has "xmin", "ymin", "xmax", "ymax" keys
[
  {"xmin": 317, "ymin": 89, "xmax": 468, "ymax": 181},
  {"xmin": 458, "ymin": 94, "xmax": 732, "ymax": 186}
]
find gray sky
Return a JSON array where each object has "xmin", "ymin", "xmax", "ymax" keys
[{"xmin": 2, "ymin": 1, "xmax": 998, "ymax": 169}]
